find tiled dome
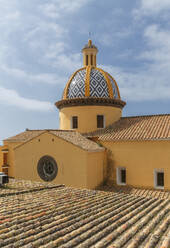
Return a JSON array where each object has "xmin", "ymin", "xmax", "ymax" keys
[
  {"xmin": 63, "ymin": 66, "xmax": 120, "ymax": 100},
  {"xmin": 56, "ymin": 40, "xmax": 126, "ymax": 110}
]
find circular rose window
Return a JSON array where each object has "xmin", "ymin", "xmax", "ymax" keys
[{"xmin": 37, "ymin": 155, "xmax": 58, "ymax": 181}]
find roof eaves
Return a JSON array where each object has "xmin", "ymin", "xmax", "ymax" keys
[{"xmin": 99, "ymin": 137, "xmax": 170, "ymax": 142}]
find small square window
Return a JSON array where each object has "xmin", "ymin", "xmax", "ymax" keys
[
  {"xmin": 157, "ymin": 172, "xmax": 164, "ymax": 187},
  {"xmin": 121, "ymin": 169, "xmax": 126, "ymax": 184},
  {"xmin": 72, "ymin": 116, "xmax": 78, "ymax": 129},
  {"xmin": 97, "ymin": 115, "xmax": 104, "ymax": 128},
  {"xmin": 117, "ymin": 167, "xmax": 126, "ymax": 185},
  {"xmin": 154, "ymin": 169, "xmax": 164, "ymax": 189}
]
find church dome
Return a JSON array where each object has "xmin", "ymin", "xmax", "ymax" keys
[
  {"xmin": 62, "ymin": 66, "xmax": 120, "ymax": 100},
  {"xmin": 56, "ymin": 39, "xmax": 126, "ymax": 110}
]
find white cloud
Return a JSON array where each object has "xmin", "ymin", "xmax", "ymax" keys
[
  {"xmin": 53, "ymin": 53, "xmax": 81, "ymax": 72},
  {"xmin": 0, "ymin": 65, "xmax": 66, "ymax": 85},
  {"xmin": 98, "ymin": 23, "xmax": 170, "ymax": 102},
  {"xmin": 0, "ymin": 11, "xmax": 20, "ymax": 24},
  {"xmin": 24, "ymin": 22, "xmax": 66, "ymax": 42},
  {"xmin": 141, "ymin": 0, "xmax": 170, "ymax": 13},
  {"xmin": 0, "ymin": 0, "xmax": 21, "ymax": 33},
  {"xmin": 134, "ymin": 0, "xmax": 170, "ymax": 17},
  {"xmin": 100, "ymin": 28, "xmax": 170, "ymax": 102},
  {"xmin": 139, "ymin": 25, "xmax": 170, "ymax": 67},
  {"xmin": 44, "ymin": 43, "xmax": 66, "ymax": 59},
  {"xmin": 0, "ymin": 87, "xmax": 54, "ymax": 111},
  {"xmin": 144, "ymin": 25, "xmax": 170, "ymax": 50},
  {"xmin": 100, "ymin": 64, "xmax": 170, "ymax": 102},
  {"xmin": 40, "ymin": 0, "xmax": 92, "ymax": 19}
]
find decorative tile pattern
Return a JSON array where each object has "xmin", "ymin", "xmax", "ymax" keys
[
  {"xmin": 107, "ymin": 73, "xmax": 119, "ymax": 98},
  {"xmin": 90, "ymin": 69, "xmax": 109, "ymax": 97},
  {"xmin": 67, "ymin": 69, "xmax": 86, "ymax": 98},
  {"xmin": 0, "ymin": 179, "xmax": 169, "ymax": 248},
  {"xmin": 65, "ymin": 68, "xmax": 120, "ymax": 99}
]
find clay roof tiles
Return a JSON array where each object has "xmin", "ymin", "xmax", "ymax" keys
[
  {"xmin": 85, "ymin": 114, "xmax": 170, "ymax": 141},
  {"xmin": 49, "ymin": 130, "xmax": 104, "ymax": 152},
  {"xmin": 4, "ymin": 130, "xmax": 44, "ymax": 142},
  {"xmin": 4, "ymin": 129, "xmax": 104, "ymax": 152},
  {"xmin": 0, "ymin": 179, "xmax": 170, "ymax": 248}
]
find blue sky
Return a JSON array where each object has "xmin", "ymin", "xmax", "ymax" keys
[{"xmin": 0, "ymin": 0, "xmax": 170, "ymax": 143}]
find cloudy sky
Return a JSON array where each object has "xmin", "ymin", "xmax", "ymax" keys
[{"xmin": 0, "ymin": 0, "xmax": 170, "ymax": 143}]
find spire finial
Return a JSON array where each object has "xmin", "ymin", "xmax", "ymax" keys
[
  {"xmin": 88, "ymin": 32, "xmax": 92, "ymax": 47},
  {"xmin": 88, "ymin": 39, "xmax": 92, "ymax": 47},
  {"xmin": 82, "ymin": 38, "xmax": 98, "ymax": 67}
]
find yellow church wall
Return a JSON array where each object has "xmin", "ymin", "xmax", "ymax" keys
[
  {"xmin": 2, "ymin": 142, "xmax": 22, "ymax": 177},
  {"xmin": 59, "ymin": 105, "xmax": 122, "ymax": 133},
  {"xmin": 86, "ymin": 151, "xmax": 105, "ymax": 189},
  {"xmin": 102, "ymin": 140, "xmax": 170, "ymax": 190},
  {"xmin": 14, "ymin": 132, "xmax": 103, "ymax": 189},
  {"xmin": 0, "ymin": 146, "xmax": 3, "ymax": 172}
]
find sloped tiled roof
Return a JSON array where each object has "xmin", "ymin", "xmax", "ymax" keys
[
  {"xmin": 85, "ymin": 114, "xmax": 170, "ymax": 141},
  {"xmin": 49, "ymin": 130, "xmax": 104, "ymax": 152},
  {"xmin": 4, "ymin": 130, "xmax": 44, "ymax": 142},
  {"xmin": 0, "ymin": 179, "xmax": 170, "ymax": 248},
  {"xmin": 4, "ymin": 129, "xmax": 104, "ymax": 152},
  {"xmin": 98, "ymin": 184, "xmax": 170, "ymax": 199}
]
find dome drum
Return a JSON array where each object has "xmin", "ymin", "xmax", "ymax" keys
[{"xmin": 55, "ymin": 97, "xmax": 126, "ymax": 110}]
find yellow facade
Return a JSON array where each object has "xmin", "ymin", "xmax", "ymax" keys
[
  {"xmin": 14, "ymin": 132, "xmax": 105, "ymax": 189},
  {"xmin": 59, "ymin": 105, "xmax": 122, "ymax": 133},
  {"xmin": 1, "ymin": 40, "xmax": 169, "ymax": 191},
  {"xmin": 86, "ymin": 151, "xmax": 105, "ymax": 189},
  {"xmin": 3, "ymin": 142, "xmax": 22, "ymax": 177},
  {"xmin": 102, "ymin": 140, "xmax": 170, "ymax": 190},
  {"xmin": 0, "ymin": 146, "xmax": 3, "ymax": 172}
]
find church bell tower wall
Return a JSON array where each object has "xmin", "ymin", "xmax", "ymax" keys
[{"xmin": 59, "ymin": 105, "xmax": 122, "ymax": 133}]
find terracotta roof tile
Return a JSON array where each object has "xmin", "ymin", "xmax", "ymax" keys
[
  {"xmin": 49, "ymin": 130, "xmax": 104, "ymax": 151},
  {"xmin": 98, "ymin": 184, "xmax": 170, "ymax": 199},
  {"xmin": 4, "ymin": 129, "xmax": 104, "ymax": 152},
  {"xmin": 0, "ymin": 179, "xmax": 169, "ymax": 248},
  {"xmin": 85, "ymin": 114, "xmax": 170, "ymax": 141},
  {"xmin": 4, "ymin": 130, "xmax": 44, "ymax": 142}
]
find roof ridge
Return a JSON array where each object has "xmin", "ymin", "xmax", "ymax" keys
[
  {"xmin": 26, "ymin": 129, "xmax": 75, "ymax": 132},
  {"xmin": 121, "ymin": 113, "xmax": 170, "ymax": 119}
]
